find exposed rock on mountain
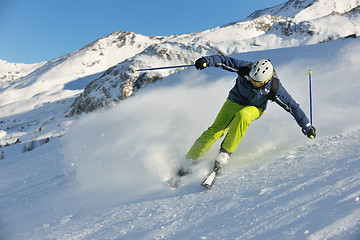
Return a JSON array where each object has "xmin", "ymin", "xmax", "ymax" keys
[{"xmin": 67, "ymin": 42, "xmax": 220, "ymax": 116}]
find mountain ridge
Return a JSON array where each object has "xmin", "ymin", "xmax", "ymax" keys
[
  {"xmin": 68, "ymin": 0, "xmax": 360, "ymax": 116},
  {"xmin": 247, "ymin": 0, "xmax": 360, "ymax": 21}
]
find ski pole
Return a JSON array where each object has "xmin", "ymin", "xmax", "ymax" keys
[
  {"xmin": 308, "ymin": 70, "xmax": 313, "ymax": 125},
  {"xmin": 133, "ymin": 64, "xmax": 194, "ymax": 73}
]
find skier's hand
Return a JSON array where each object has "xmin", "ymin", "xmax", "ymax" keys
[
  {"xmin": 195, "ymin": 58, "xmax": 207, "ymax": 70},
  {"xmin": 237, "ymin": 66, "xmax": 251, "ymax": 77},
  {"xmin": 303, "ymin": 125, "xmax": 316, "ymax": 139}
]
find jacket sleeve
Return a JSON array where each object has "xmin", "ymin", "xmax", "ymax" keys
[
  {"xmin": 274, "ymin": 81, "xmax": 310, "ymax": 130},
  {"xmin": 202, "ymin": 55, "xmax": 252, "ymax": 73}
]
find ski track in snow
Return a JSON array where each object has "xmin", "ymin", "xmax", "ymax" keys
[{"xmin": 1, "ymin": 39, "xmax": 360, "ymax": 239}]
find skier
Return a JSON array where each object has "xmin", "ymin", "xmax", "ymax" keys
[{"xmin": 180, "ymin": 55, "xmax": 316, "ymax": 176}]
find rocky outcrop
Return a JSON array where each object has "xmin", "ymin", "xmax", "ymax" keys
[{"xmin": 67, "ymin": 42, "xmax": 220, "ymax": 117}]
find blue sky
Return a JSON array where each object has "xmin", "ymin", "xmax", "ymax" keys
[{"xmin": 0, "ymin": 0, "xmax": 286, "ymax": 64}]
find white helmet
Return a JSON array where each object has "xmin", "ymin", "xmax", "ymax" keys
[{"xmin": 249, "ymin": 59, "xmax": 274, "ymax": 84}]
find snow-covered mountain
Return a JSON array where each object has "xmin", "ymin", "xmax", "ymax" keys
[
  {"xmin": 248, "ymin": 0, "xmax": 360, "ymax": 21},
  {"xmin": 0, "ymin": 31, "xmax": 164, "ymax": 146},
  {"xmin": 68, "ymin": 0, "xmax": 360, "ymax": 116},
  {"xmin": 1, "ymin": 0, "xmax": 360, "ymax": 238},
  {"xmin": 0, "ymin": 59, "xmax": 45, "ymax": 85},
  {"xmin": 0, "ymin": 30, "xmax": 162, "ymax": 109}
]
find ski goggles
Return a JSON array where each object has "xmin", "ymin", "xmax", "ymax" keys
[{"xmin": 250, "ymin": 77, "xmax": 271, "ymax": 88}]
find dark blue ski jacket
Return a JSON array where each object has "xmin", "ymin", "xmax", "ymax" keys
[{"xmin": 202, "ymin": 55, "xmax": 310, "ymax": 130}]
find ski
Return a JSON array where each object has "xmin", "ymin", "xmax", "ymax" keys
[
  {"xmin": 202, "ymin": 170, "xmax": 217, "ymax": 189},
  {"xmin": 166, "ymin": 162, "xmax": 221, "ymax": 189},
  {"xmin": 166, "ymin": 167, "xmax": 191, "ymax": 189},
  {"xmin": 202, "ymin": 165, "xmax": 220, "ymax": 189}
]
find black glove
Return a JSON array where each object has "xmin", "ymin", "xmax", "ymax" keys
[
  {"xmin": 195, "ymin": 58, "xmax": 207, "ymax": 70},
  {"xmin": 303, "ymin": 125, "xmax": 316, "ymax": 139},
  {"xmin": 237, "ymin": 66, "xmax": 251, "ymax": 77}
]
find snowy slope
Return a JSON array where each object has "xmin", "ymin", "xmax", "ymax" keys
[{"xmin": 1, "ymin": 38, "xmax": 360, "ymax": 240}]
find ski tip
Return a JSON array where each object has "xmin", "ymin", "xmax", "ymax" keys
[
  {"xmin": 201, "ymin": 182, "xmax": 213, "ymax": 190},
  {"xmin": 201, "ymin": 171, "xmax": 217, "ymax": 190}
]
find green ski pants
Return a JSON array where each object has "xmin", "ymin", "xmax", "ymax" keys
[{"xmin": 186, "ymin": 99, "xmax": 264, "ymax": 160}]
